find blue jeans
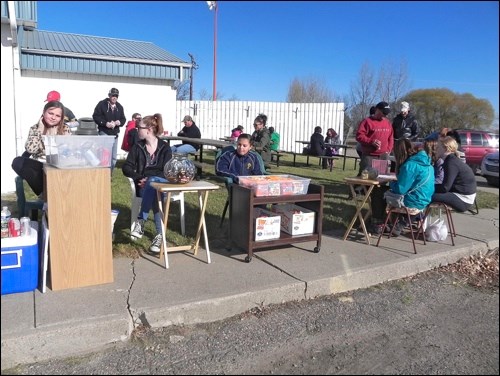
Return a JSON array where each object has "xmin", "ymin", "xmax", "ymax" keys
[
  {"xmin": 171, "ymin": 144, "xmax": 196, "ymax": 154},
  {"xmin": 99, "ymin": 131, "xmax": 118, "ymax": 175},
  {"xmin": 137, "ymin": 176, "xmax": 168, "ymax": 234}
]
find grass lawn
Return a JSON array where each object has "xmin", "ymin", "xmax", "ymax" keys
[{"xmin": 3, "ymin": 152, "xmax": 498, "ymax": 259}]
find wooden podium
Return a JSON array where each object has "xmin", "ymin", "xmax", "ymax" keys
[{"xmin": 44, "ymin": 166, "xmax": 113, "ymax": 291}]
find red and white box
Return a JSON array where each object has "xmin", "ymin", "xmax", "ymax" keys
[
  {"xmin": 254, "ymin": 208, "xmax": 281, "ymax": 241},
  {"xmin": 271, "ymin": 204, "xmax": 315, "ymax": 236}
]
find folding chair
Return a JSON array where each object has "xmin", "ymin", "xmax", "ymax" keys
[{"xmin": 15, "ymin": 176, "xmax": 44, "ymax": 220}]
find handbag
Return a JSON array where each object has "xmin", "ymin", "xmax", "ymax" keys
[{"xmin": 384, "ymin": 191, "xmax": 405, "ymax": 208}]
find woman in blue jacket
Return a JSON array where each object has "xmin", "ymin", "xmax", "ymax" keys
[
  {"xmin": 371, "ymin": 139, "xmax": 434, "ymax": 235},
  {"xmin": 215, "ymin": 133, "xmax": 265, "ymax": 183}
]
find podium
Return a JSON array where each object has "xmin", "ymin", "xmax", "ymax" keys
[{"xmin": 44, "ymin": 166, "xmax": 113, "ymax": 290}]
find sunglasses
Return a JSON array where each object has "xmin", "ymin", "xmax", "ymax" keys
[
  {"xmin": 111, "ymin": 94, "xmax": 119, "ymax": 98},
  {"xmin": 136, "ymin": 125, "xmax": 149, "ymax": 130}
]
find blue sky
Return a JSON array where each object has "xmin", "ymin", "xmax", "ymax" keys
[{"xmin": 37, "ymin": 1, "xmax": 499, "ymax": 119}]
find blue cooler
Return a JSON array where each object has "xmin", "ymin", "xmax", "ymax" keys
[{"xmin": 1, "ymin": 222, "xmax": 39, "ymax": 295}]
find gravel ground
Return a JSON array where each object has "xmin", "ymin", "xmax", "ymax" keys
[{"xmin": 2, "ymin": 249, "xmax": 498, "ymax": 375}]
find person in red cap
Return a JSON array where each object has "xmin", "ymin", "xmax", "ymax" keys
[{"xmin": 44, "ymin": 91, "xmax": 77, "ymax": 127}]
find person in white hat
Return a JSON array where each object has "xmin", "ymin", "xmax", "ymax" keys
[{"xmin": 392, "ymin": 101, "xmax": 419, "ymax": 141}]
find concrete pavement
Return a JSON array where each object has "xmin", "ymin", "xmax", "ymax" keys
[{"xmin": 1, "ymin": 204, "xmax": 498, "ymax": 370}]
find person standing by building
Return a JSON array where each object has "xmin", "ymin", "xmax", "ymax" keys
[
  {"xmin": 92, "ymin": 87, "xmax": 127, "ymax": 174},
  {"xmin": 251, "ymin": 113, "xmax": 271, "ymax": 167},
  {"xmin": 121, "ymin": 113, "xmax": 142, "ymax": 152},
  {"xmin": 170, "ymin": 115, "xmax": 202, "ymax": 154},
  {"xmin": 392, "ymin": 101, "xmax": 419, "ymax": 141}
]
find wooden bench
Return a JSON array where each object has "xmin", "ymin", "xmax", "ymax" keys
[
  {"xmin": 192, "ymin": 161, "xmax": 213, "ymax": 180},
  {"xmin": 270, "ymin": 150, "xmax": 283, "ymax": 167}
]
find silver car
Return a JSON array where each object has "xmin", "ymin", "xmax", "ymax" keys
[{"xmin": 481, "ymin": 151, "xmax": 499, "ymax": 187}]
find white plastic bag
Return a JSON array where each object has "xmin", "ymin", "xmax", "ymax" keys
[{"xmin": 425, "ymin": 218, "xmax": 448, "ymax": 241}]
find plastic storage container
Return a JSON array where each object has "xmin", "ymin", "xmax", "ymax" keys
[
  {"xmin": 1, "ymin": 221, "xmax": 38, "ymax": 295},
  {"xmin": 239, "ymin": 175, "xmax": 311, "ymax": 197},
  {"xmin": 43, "ymin": 135, "xmax": 115, "ymax": 168}
]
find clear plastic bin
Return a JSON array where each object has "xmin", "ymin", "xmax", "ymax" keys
[
  {"xmin": 43, "ymin": 135, "xmax": 115, "ymax": 168},
  {"xmin": 239, "ymin": 175, "xmax": 311, "ymax": 197}
]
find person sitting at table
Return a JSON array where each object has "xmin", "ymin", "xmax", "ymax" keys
[
  {"xmin": 230, "ymin": 125, "xmax": 244, "ymax": 141},
  {"xmin": 251, "ymin": 113, "xmax": 272, "ymax": 167},
  {"xmin": 370, "ymin": 138, "xmax": 434, "ymax": 236},
  {"xmin": 309, "ymin": 126, "xmax": 328, "ymax": 169},
  {"xmin": 424, "ymin": 138, "xmax": 444, "ymax": 185},
  {"xmin": 122, "ymin": 113, "xmax": 173, "ymax": 254},
  {"xmin": 432, "ymin": 136, "xmax": 476, "ymax": 212},
  {"xmin": 325, "ymin": 128, "xmax": 340, "ymax": 169},
  {"xmin": 269, "ymin": 126, "xmax": 280, "ymax": 152},
  {"xmin": 171, "ymin": 115, "xmax": 201, "ymax": 154},
  {"xmin": 11, "ymin": 100, "xmax": 71, "ymax": 196},
  {"xmin": 215, "ymin": 133, "xmax": 265, "ymax": 183}
]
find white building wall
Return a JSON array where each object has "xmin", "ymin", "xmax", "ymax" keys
[{"xmin": 1, "ymin": 52, "xmax": 177, "ymax": 193}]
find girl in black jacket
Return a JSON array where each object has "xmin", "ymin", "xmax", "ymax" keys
[{"xmin": 122, "ymin": 113, "xmax": 172, "ymax": 254}]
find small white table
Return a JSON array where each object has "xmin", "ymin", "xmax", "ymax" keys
[{"xmin": 151, "ymin": 181, "xmax": 220, "ymax": 269}]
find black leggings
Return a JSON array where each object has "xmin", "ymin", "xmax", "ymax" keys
[
  {"xmin": 431, "ymin": 193, "xmax": 472, "ymax": 212},
  {"xmin": 11, "ymin": 156, "xmax": 44, "ymax": 196}
]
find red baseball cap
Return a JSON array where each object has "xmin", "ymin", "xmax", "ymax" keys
[{"xmin": 45, "ymin": 90, "xmax": 61, "ymax": 102}]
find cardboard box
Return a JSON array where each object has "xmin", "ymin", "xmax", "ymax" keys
[
  {"xmin": 1, "ymin": 222, "xmax": 39, "ymax": 295},
  {"xmin": 271, "ymin": 204, "xmax": 315, "ymax": 235},
  {"xmin": 43, "ymin": 135, "xmax": 115, "ymax": 168},
  {"xmin": 254, "ymin": 208, "xmax": 281, "ymax": 241}
]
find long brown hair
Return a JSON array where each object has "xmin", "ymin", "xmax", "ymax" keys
[
  {"xmin": 141, "ymin": 113, "xmax": 164, "ymax": 136},
  {"xmin": 393, "ymin": 139, "xmax": 416, "ymax": 174},
  {"xmin": 42, "ymin": 101, "xmax": 66, "ymax": 135}
]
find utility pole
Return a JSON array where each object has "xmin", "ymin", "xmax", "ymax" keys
[
  {"xmin": 207, "ymin": 1, "xmax": 218, "ymax": 101},
  {"xmin": 188, "ymin": 53, "xmax": 198, "ymax": 101}
]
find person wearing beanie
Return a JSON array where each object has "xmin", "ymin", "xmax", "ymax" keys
[
  {"xmin": 392, "ymin": 101, "xmax": 419, "ymax": 141},
  {"xmin": 92, "ymin": 87, "xmax": 127, "ymax": 174}
]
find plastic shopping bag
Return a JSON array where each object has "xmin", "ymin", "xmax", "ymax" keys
[{"xmin": 425, "ymin": 218, "xmax": 448, "ymax": 242}]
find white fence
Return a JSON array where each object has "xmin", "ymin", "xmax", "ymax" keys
[{"xmin": 175, "ymin": 101, "xmax": 345, "ymax": 153}]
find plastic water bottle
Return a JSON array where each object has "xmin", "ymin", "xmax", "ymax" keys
[{"xmin": 1, "ymin": 206, "xmax": 11, "ymax": 238}]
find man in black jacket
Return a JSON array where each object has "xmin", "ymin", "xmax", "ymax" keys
[
  {"xmin": 392, "ymin": 101, "xmax": 419, "ymax": 141},
  {"xmin": 92, "ymin": 88, "xmax": 127, "ymax": 174}
]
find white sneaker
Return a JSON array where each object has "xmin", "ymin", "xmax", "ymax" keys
[
  {"xmin": 149, "ymin": 234, "xmax": 163, "ymax": 254},
  {"xmin": 131, "ymin": 219, "xmax": 145, "ymax": 240}
]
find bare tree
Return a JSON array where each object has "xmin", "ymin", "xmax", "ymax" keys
[
  {"xmin": 286, "ymin": 76, "xmax": 336, "ymax": 103},
  {"xmin": 198, "ymin": 88, "xmax": 224, "ymax": 101},
  {"xmin": 345, "ymin": 60, "xmax": 410, "ymax": 142},
  {"xmin": 175, "ymin": 80, "xmax": 190, "ymax": 100}
]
